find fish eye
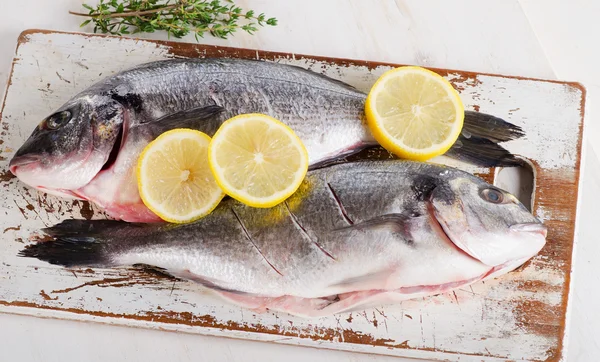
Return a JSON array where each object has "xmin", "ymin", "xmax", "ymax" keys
[
  {"xmin": 480, "ymin": 188, "xmax": 504, "ymax": 204},
  {"xmin": 44, "ymin": 111, "xmax": 72, "ymax": 130}
]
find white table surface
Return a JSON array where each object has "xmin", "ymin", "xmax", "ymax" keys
[{"xmin": 0, "ymin": 1, "xmax": 597, "ymax": 361}]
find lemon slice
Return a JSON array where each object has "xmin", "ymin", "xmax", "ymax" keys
[
  {"xmin": 365, "ymin": 66, "xmax": 464, "ymax": 161},
  {"xmin": 208, "ymin": 113, "xmax": 309, "ymax": 208},
  {"xmin": 137, "ymin": 129, "xmax": 224, "ymax": 223}
]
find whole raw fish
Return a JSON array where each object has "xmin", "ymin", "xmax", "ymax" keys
[
  {"xmin": 20, "ymin": 160, "xmax": 546, "ymax": 318},
  {"xmin": 9, "ymin": 58, "xmax": 524, "ymax": 222}
]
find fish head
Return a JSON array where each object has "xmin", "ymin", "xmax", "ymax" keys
[
  {"xmin": 430, "ymin": 174, "xmax": 547, "ymax": 268},
  {"xmin": 9, "ymin": 95, "xmax": 124, "ymax": 198}
]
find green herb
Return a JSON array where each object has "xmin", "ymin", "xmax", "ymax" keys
[{"xmin": 70, "ymin": 0, "xmax": 277, "ymax": 40}]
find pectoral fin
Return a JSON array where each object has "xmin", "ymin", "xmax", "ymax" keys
[
  {"xmin": 328, "ymin": 270, "xmax": 392, "ymax": 289},
  {"xmin": 145, "ymin": 105, "xmax": 225, "ymax": 136},
  {"xmin": 335, "ymin": 213, "xmax": 421, "ymax": 240},
  {"xmin": 168, "ymin": 268, "xmax": 249, "ymax": 295}
]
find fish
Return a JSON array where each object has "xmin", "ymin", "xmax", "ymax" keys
[
  {"xmin": 9, "ymin": 58, "xmax": 525, "ymax": 222},
  {"xmin": 19, "ymin": 160, "xmax": 547, "ymax": 318}
]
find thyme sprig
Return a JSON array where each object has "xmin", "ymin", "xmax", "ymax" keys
[{"xmin": 71, "ymin": 0, "xmax": 278, "ymax": 40}]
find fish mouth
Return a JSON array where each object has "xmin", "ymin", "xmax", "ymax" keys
[
  {"xmin": 9, "ymin": 142, "xmax": 102, "ymax": 193},
  {"xmin": 510, "ymin": 222, "xmax": 548, "ymax": 238},
  {"xmin": 9, "ymin": 154, "xmax": 41, "ymax": 175}
]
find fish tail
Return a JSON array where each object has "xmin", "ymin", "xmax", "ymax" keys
[
  {"xmin": 18, "ymin": 219, "xmax": 143, "ymax": 268},
  {"xmin": 462, "ymin": 111, "xmax": 525, "ymax": 143},
  {"xmin": 446, "ymin": 111, "xmax": 525, "ymax": 167}
]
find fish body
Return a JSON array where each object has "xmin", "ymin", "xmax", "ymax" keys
[
  {"xmin": 21, "ymin": 160, "xmax": 546, "ymax": 317},
  {"xmin": 9, "ymin": 59, "xmax": 524, "ymax": 222}
]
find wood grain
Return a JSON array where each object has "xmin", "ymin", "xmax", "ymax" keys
[{"xmin": 0, "ymin": 29, "xmax": 585, "ymax": 361}]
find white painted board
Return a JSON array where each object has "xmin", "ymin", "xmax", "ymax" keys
[{"xmin": 0, "ymin": 30, "xmax": 584, "ymax": 361}]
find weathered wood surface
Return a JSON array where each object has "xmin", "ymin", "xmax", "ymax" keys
[{"xmin": 0, "ymin": 30, "xmax": 585, "ymax": 361}]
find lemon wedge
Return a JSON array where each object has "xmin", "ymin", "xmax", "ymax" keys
[
  {"xmin": 208, "ymin": 113, "xmax": 309, "ymax": 208},
  {"xmin": 365, "ymin": 66, "xmax": 464, "ymax": 161},
  {"xmin": 137, "ymin": 129, "xmax": 224, "ymax": 223}
]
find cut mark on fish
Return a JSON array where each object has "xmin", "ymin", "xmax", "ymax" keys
[
  {"xmin": 284, "ymin": 201, "xmax": 336, "ymax": 261},
  {"xmin": 231, "ymin": 208, "xmax": 283, "ymax": 276},
  {"xmin": 326, "ymin": 183, "xmax": 354, "ymax": 225}
]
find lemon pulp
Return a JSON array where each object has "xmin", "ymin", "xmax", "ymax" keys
[
  {"xmin": 365, "ymin": 66, "xmax": 464, "ymax": 161},
  {"xmin": 208, "ymin": 113, "xmax": 308, "ymax": 208},
  {"xmin": 137, "ymin": 129, "xmax": 224, "ymax": 223}
]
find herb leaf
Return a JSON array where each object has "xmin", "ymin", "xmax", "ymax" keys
[{"xmin": 71, "ymin": 0, "xmax": 277, "ymax": 40}]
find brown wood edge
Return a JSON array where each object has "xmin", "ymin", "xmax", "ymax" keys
[
  {"xmin": 0, "ymin": 299, "xmax": 519, "ymax": 361},
  {"xmin": 553, "ymin": 74, "xmax": 586, "ymax": 362},
  {"xmin": 2, "ymin": 28, "xmax": 588, "ymax": 361},
  {"xmin": 15, "ymin": 28, "xmax": 587, "ymax": 92}
]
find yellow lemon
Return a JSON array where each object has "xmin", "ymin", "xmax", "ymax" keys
[
  {"xmin": 365, "ymin": 66, "xmax": 464, "ymax": 161},
  {"xmin": 137, "ymin": 129, "xmax": 224, "ymax": 223},
  {"xmin": 208, "ymin": 113, "xmax": 308, "ymax": 208}
]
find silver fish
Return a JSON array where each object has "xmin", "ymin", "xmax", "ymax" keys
[
  {"xmin": 9, "ymin": 58, "xmax": 524, "ymax": 222},
  {"xmin": 20, "ymin": 160, "xmax": 546, "ymax": 318}
]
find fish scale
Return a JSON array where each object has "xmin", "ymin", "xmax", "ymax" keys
[
  {"xmin": 20, "ymin": 160, "xmax": 547, "ymax": 317},
  {"xmin": 10, "ymin": 58, "xmax": 525, "ymax": 222}
]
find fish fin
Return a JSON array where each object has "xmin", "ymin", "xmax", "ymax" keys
[
  {"xmin": 318, "ymin": 290, "xmax": 386, "ymax": 316},
  {"xmin": 19, "ymin": 234, "xmax": 110, "ymax": 268},
  {"xmin": 445, "ymin": 135, "xmax": 524, "ymax": 167},
  {"xmin": 40, "ymin": 219, "xmax": 146, "ymax": 238},
  {"xmin": 337, "ymin": 213, "xmax": 418, "ymax": 235},
  {"xmin": 260, "ymin": 291, "xmax": 384, "ymax": 318},
  {"xmin": 444, "ymin": 111, "xmax": 525, "ymax": 167},
  {"xmin": 267, "ymin": 286, "xmax": 482, "ymax": 317},
  {"xmin": 144, "ymin": 105, "xmax": 225, "ymax": 136},
  {"xmin": 211, "ymin": 290, "xmax": 273, "ymax": 313},
  {"xmin": 213, "ymin": 291, "xmax": 344, "ymax": 318},
  {"xmin": 328, "ymin": 270, "xmax": 392, "ymax": 289},
  {"xmin": 463, "ymin": 111, "xmax": 525, "ymax": 143},
  {"xmin": 308, "ymin": 143, "xmax": 372, "ymax": 170},
  {"xmin": 18, "ymin": 219, "xmax": 146, "ymax": 268},
  {"xmin": 167, "ymin": 269, "xmax": 249, "ymax": 295},
  {"xmin": 329, "ymin": 213, "xmax": 421, "ymax": 251},
  {"xmin": 197, "ymin": 287, "xmax": 334, "ymax": 316},
  {"xmin": 284, "ymin": 63, "xmax": 363, "ymax": 93}
]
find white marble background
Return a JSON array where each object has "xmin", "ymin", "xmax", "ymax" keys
[{"xmin": 0, "ymin": 1, "xmax": 597, "ymax": 361}]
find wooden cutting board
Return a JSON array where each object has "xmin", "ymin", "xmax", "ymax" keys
[{"xmin": 0, "ymin": 30, "xmax": 584, "ymax": 362}]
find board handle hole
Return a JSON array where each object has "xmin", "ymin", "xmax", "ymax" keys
[{"xmin": 494, "ymin": 160, "xmax": 535, "ymax": 212}]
